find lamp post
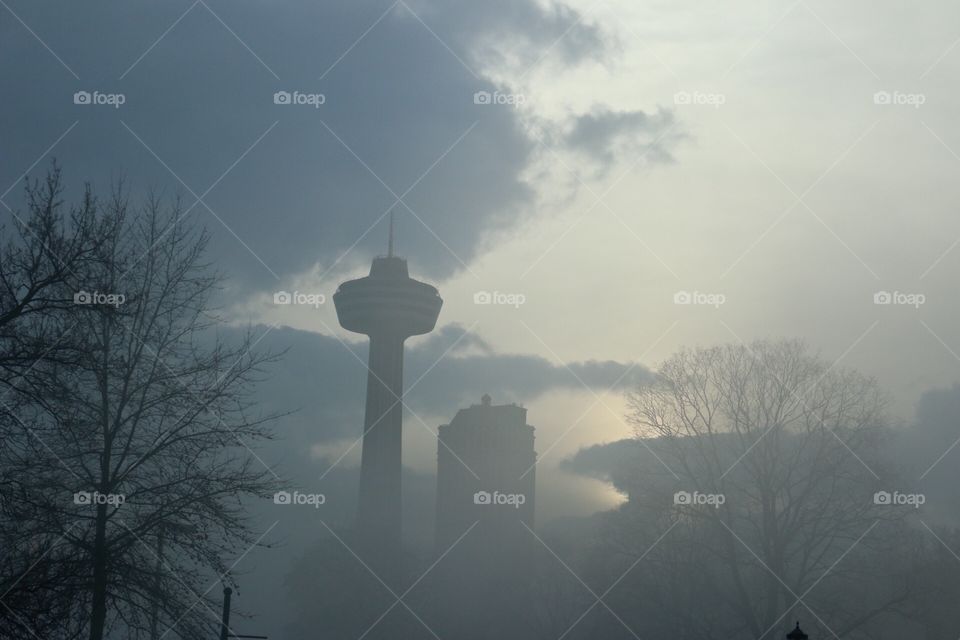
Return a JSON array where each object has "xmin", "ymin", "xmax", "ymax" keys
[
  {"xmin": 219, "ymin": 587, "xmax": 232, "ymax": 640},
  {"xmin": 786, "ymin": 621, "xmax": 809, "ymax": 640},
  {"xmin": 218, "ymin": 585, "xmax": 268, "ymax": 640}
]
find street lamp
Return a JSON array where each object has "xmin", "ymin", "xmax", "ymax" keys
[
  {"xmin": 219, "ymin": 586, "xmax": 268, "ymax": 640},
  {"xmin": 786, "ymin": 621, "xmax": 809, "ymax": 640}
]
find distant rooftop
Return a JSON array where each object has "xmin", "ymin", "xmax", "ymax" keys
[
  {"xmin": 441, "ymin": 394, "xmax": 531, "ymax": 434},
  {"xmin": 468, "ymin": 393, "xmax": 521, "ymax": 409}
]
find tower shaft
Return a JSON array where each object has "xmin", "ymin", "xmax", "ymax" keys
[{"xmin": 356, "ymin": 332, "xmax": 405, "ymax": 581}]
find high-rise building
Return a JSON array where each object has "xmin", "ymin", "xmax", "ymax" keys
[
  {"xmin": 333, "ymin": 219, "xmax": 442, "ymax": 586},
  {"xmin": 433, "ymin": 394, "xmax": 536, "ymax": 639}
]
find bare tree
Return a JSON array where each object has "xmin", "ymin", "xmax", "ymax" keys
[
  {"xmin": 617, "ymin": 340, "xmax": 915, "ymax": 639},
  {"xmin": 2, "ymin": 174, "xmax": 282, "ymax": 640},
  {"xmin": 0, "ymin": 164, "xmax": 106, "ymax": 383},
  {"xmin": 0, "ymin": 165, "xmax": 108, "ymax": 640}
]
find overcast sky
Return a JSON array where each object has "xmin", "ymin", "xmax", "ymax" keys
[{"xmin": 4, "ymin": 0, "xmax": 960, "ymax": 526}]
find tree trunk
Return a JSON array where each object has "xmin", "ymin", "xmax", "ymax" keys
[{"xmin": 89, "ymin": 501, "xmax": 109, "ymax": 640}]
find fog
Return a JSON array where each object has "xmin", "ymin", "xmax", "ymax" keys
[{"xmin": 3, "ymin": 0, "xmax": 960, "ymax": 639}]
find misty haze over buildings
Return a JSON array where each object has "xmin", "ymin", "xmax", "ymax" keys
[{"xmin": 3, "ymin": 1, "xmax": 960, "ymax": 639}]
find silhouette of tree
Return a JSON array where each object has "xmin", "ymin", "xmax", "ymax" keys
[
  {"xmin": 0, "ymin": 162, "xmax": 102, "ymax": 368},
  {"xmin": 0, "ymin": 168, "xmax": 282, "ymax": 640},
  {"xmin": 0, "ymin": 164, "xmax": 109, "ymax": 640},
  {"xmin": 614, "ymin": 340, "xmax": 917, "ymax": 638}
]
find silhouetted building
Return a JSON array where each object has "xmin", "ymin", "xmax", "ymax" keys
[
  {"xmin": 333, "ymin": 219, "xmax": 442, "ymax": 587},
  {"xmin": 433, "ymin": 394, "xmax": 536, "ymax": 640}
]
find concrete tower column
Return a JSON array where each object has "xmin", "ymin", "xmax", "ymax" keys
[{"xmin": 357, "ymin": 332, "xmax": 405, "ymax": 576}]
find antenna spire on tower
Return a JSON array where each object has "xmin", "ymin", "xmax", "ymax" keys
[{"xmin": 387, "ymin": 210, "xmax": 395, "ymax": 258}]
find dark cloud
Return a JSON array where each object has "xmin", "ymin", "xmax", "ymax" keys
[
  {"xmin": 560, "ymin": 438, "xmax": 652, "ymax": 496},
  {"xmin": 0, "ymin": 0, "xmax": 613, "ymax": 289},
  {"xmin": 561, "ymin": 107, "xmax": 679, "ymax": 171},
  {"xmin": 404, "ymin": 0, "xmax": 606, "ymax": 68},
  {"xmin": 564, "ymin": 387, "xmax": 960, "ymax": 526},
  {"xmin": 408, "ymin": 324, "xmax": 653, "ymax": 410},
  {"xmin": 245, "ymin": 323, "xmax": 651, "ymax": 455}
]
